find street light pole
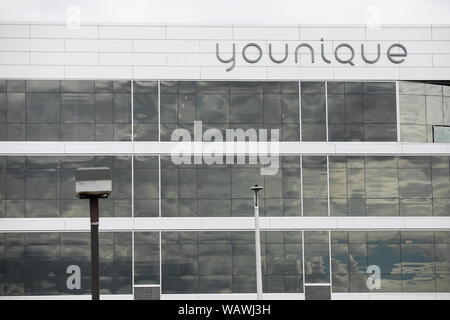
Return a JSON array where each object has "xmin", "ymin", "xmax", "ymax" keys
[
  {"xmin": 251, "ymin": 185, "xmax": 263, "ymax": 300},
  {"xmin": 76, "ymin": 167, "xmax": 112, "ymax": 301},
  {"xmin": 90, "ymin": 197, "xmax": 100, "ymax": 300}
]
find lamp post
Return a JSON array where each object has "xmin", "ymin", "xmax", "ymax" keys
[
  {"xmin": 75, "ymin": 167, "xmax": 112, "ymax": 300},
  {"xmin": 250, "ymin": 184, "xmax": 263, "ymax": 300}
]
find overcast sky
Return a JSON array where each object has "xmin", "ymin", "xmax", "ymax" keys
[{"xmin": 0, "ymin": 0, "xmax": 448, "ymax": 25}]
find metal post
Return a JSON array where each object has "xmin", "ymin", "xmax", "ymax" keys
[
  {"xmin": 76, "ymin": 167, "xmax": 111, "ymax": 300},
  {"xmin": 254, "ymin": 197, "xmax": 263, "ymax": 300},
  {"xmin": 90, "ymin": 197, "xmax": 100, "ymax": 300},
  {"xmin": 251, "ymin": 185, "xmax": 264, "ymax": 300}
]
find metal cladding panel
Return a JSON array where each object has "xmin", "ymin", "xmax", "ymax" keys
[
  {"xmin": 305, "ymin": 286, "xmax": 331, "ymax": 300},
  {"xmin": 0, "ymin": 22, "xmax": 449, "ymax": 80},
  {"xmin": 134, "ymin": 287, "xmax": 161, "ymax": 300}
]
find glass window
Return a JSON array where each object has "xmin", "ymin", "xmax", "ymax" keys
[
  {"xmin": 61, "ymin": 80, "xmax": 94, "ymax": 93},
  {"xmin": 398, "ymin": 169, "xmax": 432, "ymax": 198},
  {"xmin": 2, "ymin": 156, "xmax": 131, "ymax": 218},
  {"xmin": 230, "ymin": 94, "xmax": 263, "ymax": 124},
  {"xmin": 367, "ymin": 244, "xmax": 401, "ymax": 275},
  {"xmin": 332, "ymin": 244, "xmax": 349, "ymax": 274},
  {"xmin": 304, "ymin": 243, "xmax": 330, "ymax": 278},
  {"xmin": 197, "ymin": 94, "xmax": 230, "ymax": 124},
  {"xmin": 26, "ymin": 93, "xmax": 60, "ymax": 123},
  {"xmin": 328, "ymin": 82, "xmax": 396, "ymax": 142},
  {"xmin": 61, "ymin": 124, "xmax": 94, "ymax": 141},
  {"xmin": 301, "ymin": 93, "xmax": 325, "ymax": 124},
  {"xmin": 26, "ymin": 80, "xmax": 60, "ymax": 93},
  {"xmin": 61, "ymin": 93, "xmax": 94, "ymax": 124},
  {"xmin": 434, "ymin": 125, "xmax": 450, "ymax": 142},
  {"xmin": 134, "ymin": 94, "xmax": 158, "ymax": 125},
  {"xmin": 26, "ymin": 169, "xmax": 59, "ymax": 200},
  {"xmin": 134, "ymin": 232, "xmax": 160, "ymax": 285},
  {"xmin": 197, "ymin": 168, "xmax": 230, "ymax": 198},
  {"xmin": 6, "ymin": 93, "xmax": 25, "ymax": 123},
  {"xmin": 114, "ymin": 93, "xmax": 131, "ymax": 124},
  {"xmin": 95, "ymin": 94, "xmax": 114, "ymax": 124},
  {"xmin": 301, "ymin": 83, "xmax": 326, "ymax": 142},
  {"xmin": 1, "ymin": 232, "xmax": 131, "ymax": 295},
  {"xmin": 0, "ymin": 80, "xmax": 134, "ymax": 141},
  {"xmin": 365, "ymin": 168, "xmax": 398, "ymax": 198}
]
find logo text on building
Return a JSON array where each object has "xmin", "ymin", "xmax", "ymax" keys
[{"xmin": 216, "ymin": 39, "xmax": 407, "ymax": 71}]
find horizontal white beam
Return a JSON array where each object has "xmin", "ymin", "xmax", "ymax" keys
[
  {"xmin": 332, "ymin": 293, "xmax": 450, "ymax": 300},
  {"xmin": 0, "ymin": 294, "xmax": 134, "ymax": 300},
  {"xmin": 0, "ymin": 141, "xmax": 449, "ymax": 156},
  {"xmin": 2, "ymin": 292, "xmax": 449, "ymax": 300},
  {"xmin": 165, "ymin": 293, "xmax": 450, "ymax": 301},
  {"xmin": 1, "ymin": 217, "xmax": 450, "ymax": 232},
  {"xmin": 161, "ymin": 293, "xmax": 305, "ymax": 300}
]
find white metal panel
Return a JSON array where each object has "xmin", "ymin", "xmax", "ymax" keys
[
  {"xmin": 65, "ymin": 39, "xmax": 133, "ymax": 52},
  {"xmin": 30, "ymin": 52, "xmax": 98, "ymax": 65},
  {"xmin": 101, "ymin": 217, "xmax": 134, "ymax": 231},
  {"xmin": 299, "ymin": 27, "xmax": 365, "ymax": 40},
  {"xmin": 372, "ymin": 54, "xmax": 433, "ymax": 67},
  {"xmin": 332, "ymin": 293, "xmax": 450, "ymax": 300},
  {"xmin": 335, "ymin": 40, "xmax": 433, "ymax": 54},
  {"xmin": 99, "ymin": 25, "xmax": 165, "ymax": 39},
  {"xmin": 201, "ymin": 40, "xmax": 269, "ymax": 53},
  {"xmin": 30, "ymin": 38, "xmax": 65, "ymax": 51},
  {"xmin": 432, "ymin": 27, "xmax": 450, "ymax": 40},
  {"xmin": 161, "ymin": 293, "xmax": 305, "ymax": 300},
  {"xmin": 336, "ymin": 217, "xmax": 405, "ymax": 229},
  {"xmin": 334, "ymin": 142, "xmax": 400, "ymax": 154},
  {"xmin": 166, "ymin": 26, "xmax": 233, "ymax": 40},
  {"xmin": 0, "ymin": 294, "xmax": 134, "ymax": 300},
  {"xmin": 433, "ymin": 54, "xmax": 450, "ymax": 66},
  {"xmin": 30, "ymin": 24, "xmax": 98, "ymax": 39},
  {"xmin": 0, "ymin": 38, "xmax": 30, "ymax": 51},
  {"xmin": 63, "ymin": 141, "xmax": 134, "ymax": 154},
  {"xmin": 0, "ymin": 23, "xmax": 450, "ymax": 80},
  {"xmin": 134, "ymin": 217, "xmax": 203, "ymax": 231},
  {"xmin": 0, "ymin": 65, "xmax": 64, "ymax": 78},
  {"xmin": 266, "ymin": 66, "xmax": 334, "ymax": 79},
  {"xmin": 133, "ymin": 39, "xmax": 200, "ymax": 53},
  {"xmin": 2, "ymin": 217, "xmax": 450, "ymax": 232},
  {"xmin": 99, "ymin": 52, "xmax": 166, "ymax": 66},
  {"xmin": 401, "ymin": 143, "xmax": 448, "ymax": 154},
  {"xmin": 233, "ymin": 26, "xmax": 299, "ymax": 40},
  {"xmin": 0, "ymin": 141, "xmax": 65, "ymax": 154},
  {"xmin": 63, "ymin": 218, "xmax": 89, "ymax": 231},
  {"xmin": 0, "ymin": 51, "xmax": 29, "ymax": 64},
  {"xmin": 166, "ymin": 52, "xmax": 217, "ymax": 66},
  {"xmin": 1, "ymin": 141, "xmax": 450, "ymax": 156},
  {"xmin": 133, "ymin": 65, "xmax": 200, "ymax": 79},
  {"xmin": 399, "ymin": 67, "xmax": 450, "ymax": 80},
  {"xmin": 200, "ymin": 66, "xmax": 267, "ymax": 80},
  {"xmin": 0, "ymin": 23, "xmax": 29, "ymax": 38},
  {"xmin": 333, "ymin": 67, "xmax": 400, "ymax": 80},
  {"xmin": 432, "ymin": 41, "xmax": 450, "ymax": 53},
  {"xmin": 201, "ymin": 217, "xmax": 255, "ymax": 230},
  {"xmin": 366, "ymin": 27, "xmax": 432, "ymax": 40},
  {"xmin": 161, "ymin": 293, "xmax": 255, "ymax": 300},
  {"xmin": 267, "ymin": 217, "xmax": 337, "ymax": 229},
  {"xmin": 0, "ymin": 22, "xmax": 448, "ymax": 81},
  {"xmin": 64, "ymin": 65, "xmax": 133, "ymax": 79},
  {"xmin": 0, "ymin": 218, "xmax": 65, "ymax": 232}
]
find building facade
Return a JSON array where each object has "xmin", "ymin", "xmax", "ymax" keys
[{"xmin": 0, "ymin": 22, "xmax": 450, "ymax": 300}]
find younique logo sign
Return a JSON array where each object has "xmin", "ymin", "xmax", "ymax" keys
[{"xmin": 216, "ymin": 39, "xmax": 407, "ymax": 71}]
